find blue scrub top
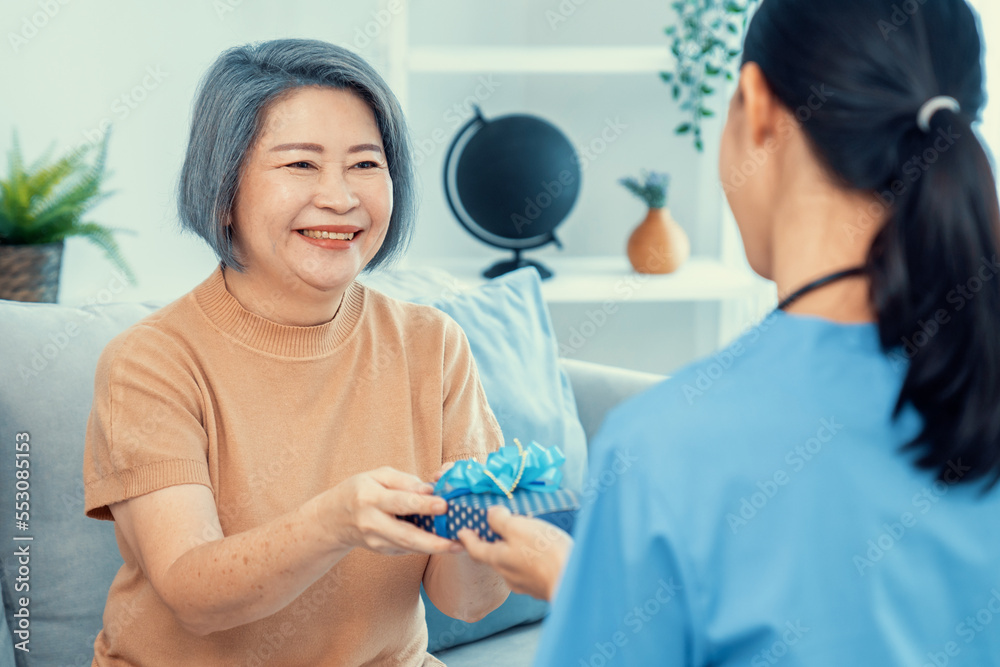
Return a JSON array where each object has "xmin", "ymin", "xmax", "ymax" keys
[{"xmin": 535, "ymin": 310, "xmax": 1000, "ymax": 666}]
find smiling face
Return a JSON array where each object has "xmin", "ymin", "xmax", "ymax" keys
[{"xmin": 229, "ymin": 85, "xmax": 393, "ymax": 299}]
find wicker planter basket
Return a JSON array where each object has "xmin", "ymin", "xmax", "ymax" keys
[{"xmin": 0, "ymin": 241, "xmax": 65, "ymax": 303}]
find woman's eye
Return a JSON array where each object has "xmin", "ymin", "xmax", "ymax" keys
[
  {"xmin": 354, "ymin": 161, "xmax": 381, "ymax": 169},
  {"xmin": 287, "ymin": 161, "xmax": 313, "ymax": 169}
]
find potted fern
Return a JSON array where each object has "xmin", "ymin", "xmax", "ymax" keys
[
  {"xmin": 0, "ymin": 132, "xmax": 133, "ymax": 303},
  {"xmin": 620, "ymin": 170, "xmax": 690, "ymax": 274}
]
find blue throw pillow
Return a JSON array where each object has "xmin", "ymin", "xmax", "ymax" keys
[
  {"xmin": 415, "ymin": 267, "xmax": 587, "ymax": 492},
  {"xmin": 412, "ymin": 267, "xmax": 587, "ymax": 652}
]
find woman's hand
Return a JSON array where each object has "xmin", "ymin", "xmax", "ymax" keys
[
  {"xmin": 457, "ymin": 507, "xmax": 573, "ymax": 602},
  {"xmin": 312, "ymin": 466, "xmax": 462, "ymax": 556}
]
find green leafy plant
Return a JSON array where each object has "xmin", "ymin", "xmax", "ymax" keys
[
  {"xmin": 0, "ymin": 131, "xmax": 134, "ymax": 282},
  {"xmin": 619, "ymin": 170, "xmax": 670, "ymax": 209},
  {"xmin": 661, "ymin": 0, "xmax": 761, "ymax": 152}
]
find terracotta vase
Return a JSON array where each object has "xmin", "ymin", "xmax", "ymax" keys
[
  {"xmin": 627, "ymin": 207, "xmax": 690, "ymax": 274},
  {"xmin": 0, "ymin": 241, "xmax": 64, "ymax": 302}
]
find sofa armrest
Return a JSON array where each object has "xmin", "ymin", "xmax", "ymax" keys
[{"xmin": 558, "ymin": 358, "xmax": 665, "ymax": 447}]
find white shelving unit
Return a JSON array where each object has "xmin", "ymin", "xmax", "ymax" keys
[
  {"xmin": 430, "ymin": 256, "xmax": 764, "ymax": 303},
  {"xmin": 407, "ymin": 46, "xmax": 675, "ymax": 74},
  {"xmin": 428, "ymin": 256, "xmax": 776, "ymax": 351},
  {"xmin": 375, "ymin": 0, "xmax": 777, "ymax": 369},
  {"xmin": 380, "ymin": 5, "xmax": 679, "ymax": 124}
]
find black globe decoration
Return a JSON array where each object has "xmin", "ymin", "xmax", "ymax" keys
[{"xmin": 443, "ymin": 106, "xmax": 581, "ymax": 280}]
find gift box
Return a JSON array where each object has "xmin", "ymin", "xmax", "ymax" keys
[{"xmin": 400, "ymin": 440, "xmax": 579, "ymax": 542}]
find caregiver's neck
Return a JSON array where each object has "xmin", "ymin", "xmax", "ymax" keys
[{"xmin": 766, "ymin": 169, "xmax": 886, "ymax": 325}]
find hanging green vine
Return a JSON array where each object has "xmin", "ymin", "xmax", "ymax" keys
[{"xmin": 660, "ymin": 0, "xmax": 762, "ymax": 152}]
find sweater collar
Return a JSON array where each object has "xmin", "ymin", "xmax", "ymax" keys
[{"xmin": 193, "ymin": 265, "xmax": 365, "ymax": 358}]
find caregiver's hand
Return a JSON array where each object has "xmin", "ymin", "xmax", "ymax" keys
[
  {"xmin": 457, "ymin": 506, "xmax": 573, "ymax": 602},
  {"xmin": 314, "ymin": 466, "xmax": 462, "ymax": 557}
]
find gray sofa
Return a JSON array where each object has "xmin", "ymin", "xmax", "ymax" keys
[{"xmin": 0, "ymin": 297, "xmax": 663, "ymax": 667}]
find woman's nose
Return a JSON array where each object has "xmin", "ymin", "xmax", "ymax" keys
[{"xmin": 313, "ymin": 169, "xmax": 360, "ymax": 214}]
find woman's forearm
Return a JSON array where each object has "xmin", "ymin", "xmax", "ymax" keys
[
  {"xmin": 423, "ymin": 551, "xmax": 510, "ymax": 623},
  {"xmin": 162, "ymin": 496, "xmax": 348, "ymax": 635}
]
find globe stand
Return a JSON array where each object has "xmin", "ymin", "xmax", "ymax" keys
[{"xmin": 483, "ymin": 249, "xmax": 553, "ymax": 280}]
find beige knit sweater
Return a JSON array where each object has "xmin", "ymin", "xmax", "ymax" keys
[{"xmin": 83, "ymin": 266, "xmax": 503, "ymax": 666}]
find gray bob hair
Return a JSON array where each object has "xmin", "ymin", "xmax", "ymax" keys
[{"xmin": 177, "ymin": 38, "xmax": 416, "ymax": 272}]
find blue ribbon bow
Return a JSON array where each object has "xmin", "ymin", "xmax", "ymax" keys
[{"xmin": 434, "ymin": 440, "xmax": 566, "ymax": 501}]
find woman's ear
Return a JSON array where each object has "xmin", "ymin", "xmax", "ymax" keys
[{"xmin": 740, "ymin": 62, "xmax": 782, "ymax": 147}]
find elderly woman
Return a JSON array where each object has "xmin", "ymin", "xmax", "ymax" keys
[{"xmin": 83, "ymin": 39, "xmax": 509, "ymax": 666}]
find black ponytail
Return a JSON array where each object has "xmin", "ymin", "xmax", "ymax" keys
[{"xmin": 743, "ymin": 0, "xmax": 1000, "ymax": 487}]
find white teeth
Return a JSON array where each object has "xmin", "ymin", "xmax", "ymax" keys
[{"xmin": 300, "ymin": 230, "xmax": 355, "ymax": 240}]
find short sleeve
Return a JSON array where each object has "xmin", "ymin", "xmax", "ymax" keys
[
  {"xmin": 83, "ymin": 327, "xmax": 212, "ymax": 521},
  {"xmin": 532, "ymin": 427, "xmax": 699, "ymax": 666},
  {"xmin": 440, "ymin": 317, "xmax": 504, "ymax": 465}
]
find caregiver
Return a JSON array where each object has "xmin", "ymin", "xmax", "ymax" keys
[
  {"xmin": 83, "ymin": 38, "xmax": 508, "ymax": 666},
  {"xmin": 460, "ymin": 0, "xmax": 1000, "ymax": 664}
]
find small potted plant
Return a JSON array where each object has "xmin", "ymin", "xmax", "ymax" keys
[
  {"xmin": 0, "ymin": 132, "xmax": 133, "ymax": 302},
  {"xmin": 619, "ymin": 170, "xmax": 690, "ymax": 274}
]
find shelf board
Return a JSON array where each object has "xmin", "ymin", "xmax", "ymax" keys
[
  {"xmin": 407, "ymin": 46, "xmax": 675, "ymax": 74},
  {"xmin": 423, "ymin": 256, "xmax": 775, "ymax": 304}
]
